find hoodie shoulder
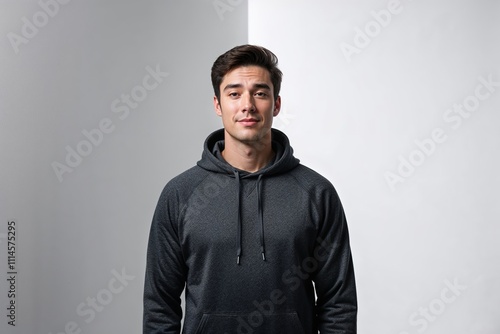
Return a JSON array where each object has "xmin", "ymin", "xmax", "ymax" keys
[
  {"xmin": 159, "ymin": 165, "xmax": 211, "ymax": 202},
  {"xmin": 289, "ymin": 164, "xmax": 340, "ymax": 197}
]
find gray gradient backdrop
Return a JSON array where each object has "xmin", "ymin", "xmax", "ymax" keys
[
  {"xmin": 1, "ymin": 1, "xmax": 247, "ymax": 333},
  {"xmin": 1, "ymin": 1, "xmax": 499, "ymax": 333}
]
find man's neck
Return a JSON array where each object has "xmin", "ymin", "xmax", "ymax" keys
[{"xmin": 222, "ymin": 135, "xmax": 274, "ymax": 173}]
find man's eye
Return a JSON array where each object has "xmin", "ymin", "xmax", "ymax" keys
[
  {"xmin": 229, "ymin": 92, "xmax": 239, "ymax": 97},
  {"xmin": 255, "ymin": 92, "xmax": 267, "ymax": 97}
]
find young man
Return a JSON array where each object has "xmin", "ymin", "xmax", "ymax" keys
[{"xmin": 143, "ymin": 45, "xmax": 357, "ymax": 333}]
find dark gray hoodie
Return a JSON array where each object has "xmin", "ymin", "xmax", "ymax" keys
[{"xmin": 144, "ymin": 128, "xmax": 357, "ymax": 334}]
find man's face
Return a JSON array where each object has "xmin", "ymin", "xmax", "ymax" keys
[{"xmin": 214, "ymin": 65, "xmax": 281, "ymax": 146}]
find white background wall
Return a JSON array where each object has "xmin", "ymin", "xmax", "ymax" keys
[
  {"xmin": 250, "ymin": 0, "xmax": 499, "ymax": 333},
  {"xmin": 0, "ymin": 1, "xmax": 247, "ymax": 333}
]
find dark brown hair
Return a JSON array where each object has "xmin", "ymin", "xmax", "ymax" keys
[{"xmin": 211, "ymin": 44, "xmax": 283, "ymax": 101}]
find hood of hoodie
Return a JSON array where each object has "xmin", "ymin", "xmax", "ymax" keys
[
  {"xmin": 197, "ymin": 128, "xmax": 300, "ymax": 177},
  {"xmin": 197, "ymin": 128, "xmax": 300, "ymax": 264}
]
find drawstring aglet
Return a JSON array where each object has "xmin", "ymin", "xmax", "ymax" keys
[
  {"xmin": 237, "ymin": 255, "xmax": 241, "ymax": 265},
  {"xmin": 262, "ymin": 252, "xmax": 266, "ymax": 261}
]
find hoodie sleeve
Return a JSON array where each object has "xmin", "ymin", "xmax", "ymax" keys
[
  {"xmin": 313, "ymin": 185, "xmax": 357, "ymax": 333},
  {"xmin": 143, "ymin": 184, "xmax": 187, "ymax": 334}
]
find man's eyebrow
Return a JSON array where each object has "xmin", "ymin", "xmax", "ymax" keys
[
  {"xmin": 223, "ymin": 83, "xmax": 272, "ymax": 91},
  {"xmin": 223, "ymin": 83, "xmax": 242, "ymax": 91},
  {"xmin": 254, "ymin": 83, "xmax": 271, "ymax": 90}
]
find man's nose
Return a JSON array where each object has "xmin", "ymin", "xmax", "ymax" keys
[{"xmin": 241, "ymin": 93, "xmax": 256, "ymax": 112}]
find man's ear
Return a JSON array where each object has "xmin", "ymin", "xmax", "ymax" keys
[
  {"xmin": 213, "ymin": 96, "xmax": 222, "ymax": 116},
  {"xmin": 273, "ymin": 96, "xmax": 281, "ymax": 117}
]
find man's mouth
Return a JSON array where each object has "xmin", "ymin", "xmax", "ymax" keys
[{"xmin": 238, "ymin": 118, "xmax": 259, "ymax": 126}]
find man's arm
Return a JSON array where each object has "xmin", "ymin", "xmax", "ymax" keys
[
  {"xmin": 314, "ymin": 186, "xmax": 357, "ymax": 333},
  {"xmin": 143, "ymin": 186, "xmax": 187, "ymax": 334}
]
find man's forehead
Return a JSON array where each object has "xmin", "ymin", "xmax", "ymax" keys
[{"xmin": 222, "ymin": 65, "xmax": 271, "ymax": 82}]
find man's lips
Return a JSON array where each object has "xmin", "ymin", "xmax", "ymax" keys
[{"xmin": 238, "ymin": 118, "xmax": 259, "ymax": 126}]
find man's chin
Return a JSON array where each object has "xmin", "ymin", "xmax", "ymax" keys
[{"xmin": 225, "ymin": 131, "xmax": 262, "ymax": 145}]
